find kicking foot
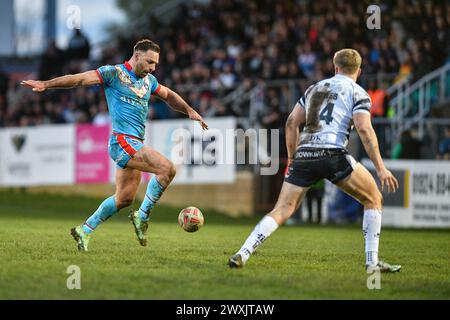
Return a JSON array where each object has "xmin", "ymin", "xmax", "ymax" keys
[
  {"xmin": 129, "ymin": 211, "xmax": 148, "ymax": 246},
  {"xmin": 70, "ymin": 225, "xmax": 91, "ymax": 252}
]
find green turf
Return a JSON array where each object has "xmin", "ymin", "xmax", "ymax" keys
[{"xmin": 0, "ymin": 190, "xmax": 449, "ymax": 299}]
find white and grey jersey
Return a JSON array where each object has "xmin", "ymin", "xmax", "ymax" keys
[{"xmin": 297, "ymin": 74, "xmax": 371, "ymax": 150}]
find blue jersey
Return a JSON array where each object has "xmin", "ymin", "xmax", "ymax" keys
[{"xmin": 96, "ymin": 61, "xmax": 160, "ymax": 140}]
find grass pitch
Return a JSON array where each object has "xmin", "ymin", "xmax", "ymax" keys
[{"xmin": 0, "ymin": 190, "xmax": 449, "ymax": 300}]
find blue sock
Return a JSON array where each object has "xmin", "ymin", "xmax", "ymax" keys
[
  {"xmin": 138, "ymin": 176, "xmax": 165, "ymax": 221},
  {"xmin": 82, "ymin": 196, "xmax": 118, "ymax": 234}
]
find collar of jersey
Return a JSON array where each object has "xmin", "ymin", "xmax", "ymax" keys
[
  {"xmin": 123, "ymin": 61, "xmax": 139, "ymax": 79},
  {"xmin": 334, "ymin": 73, "xmax": 355, "ymax": 83}
]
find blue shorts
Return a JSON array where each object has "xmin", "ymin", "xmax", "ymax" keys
[{"xmin": 108, "ymin": 133, "xmax": 144, "ymax": 169}]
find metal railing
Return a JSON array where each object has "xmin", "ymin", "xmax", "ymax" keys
[
  {"xmin": 371, "ymin": 117, "xmax": 450, "ymax": 159},
  {"xmin": 387, "ymin": 63, "xmax": 450, "ymax": 149}
]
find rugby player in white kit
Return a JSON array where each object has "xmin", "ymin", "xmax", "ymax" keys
[{"xmin": 229, "ymin": 49, "xmax": 401, "ymax": 273}]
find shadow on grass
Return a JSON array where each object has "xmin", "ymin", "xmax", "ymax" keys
[{"xmin": 0, "ymin": 189, "xmax": 259, "ymax": 226}]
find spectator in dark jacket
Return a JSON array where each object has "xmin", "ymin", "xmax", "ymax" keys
[
  {"xmin": 392, "ymin": 130, "xmax": 421, "ymax": 159},
  {"xmin": 437, "ymin": 126, "xmax": 450, "ymax": 160}
]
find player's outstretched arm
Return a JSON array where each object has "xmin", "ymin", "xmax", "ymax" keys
[
  {"xmin": 353, "ymin": 112, "xmax": 399, "ymax": 192},
  {"xmin": 285, "ymin": 103, "xmax": 306, "ymax": 160},
  {"xmin": 155, "ymin": 84, "xmax": 208, "ymax": 130},
  {"xmin": 21, "ymin": 70, "xmax": 101, "ymax": 92}
]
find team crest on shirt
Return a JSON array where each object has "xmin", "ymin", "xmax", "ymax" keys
[
  {"xmin": 116, "ymin": 67, "xmax": 150, "ymax": 98},
  {"xmin": 116, "ymin": 66, "xmax": 132, "ymax": 85},
  {"xmin": 128, "ymin": 77, "xmax": 150, "ymax": 98}
]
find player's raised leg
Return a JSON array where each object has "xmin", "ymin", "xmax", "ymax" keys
[
  {"xmin": 71, "ymin": 167, "xmax": 141, "ymax": 251},
  {"xmin": 127, "ymin": 146, "xmax": 176, "ymax": 246},
  {"xmin": 229, "ymin": 182, "xmax": 309, "ymax": 268},
  {"xmin": 336, "ymin": 163, "xmax": 401, "ymax": 273}
]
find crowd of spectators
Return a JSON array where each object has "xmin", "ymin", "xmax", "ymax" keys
[{"xmin": 1, "ymin": 0, "xmax": 448, "ymax": 130}]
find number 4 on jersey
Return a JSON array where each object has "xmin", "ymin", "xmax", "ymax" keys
[{"xmin": 320, "ymin": 103, "xmax": 334, "ymax": 124}]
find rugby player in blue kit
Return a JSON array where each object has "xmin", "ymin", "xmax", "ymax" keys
[{"xmin": 22, "ymin": 39, "xmax": 208, "ymax": 251}]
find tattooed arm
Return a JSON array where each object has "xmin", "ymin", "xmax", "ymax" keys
[
  {"xmin": 353, "ymin": 112, "xmax": 398, "ymax": 192},
  {"xmin": 285, "ymin": 103, "xmax": 306, "ymax": 160},
  {"xmin": 353, "ymin": 113, "xmax": 384, "ymax": 171}
]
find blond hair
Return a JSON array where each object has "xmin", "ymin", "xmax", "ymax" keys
[{"xmin": 333, "ymin": 49, "xmax": 362, "ymax": 74}]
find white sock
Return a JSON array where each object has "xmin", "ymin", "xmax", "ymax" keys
[
  {"xmin": 238, "ymin": 216, "xmax": 279, "ymax": 263},
  {"xmin": 363, "ymin": 209, "xmax": 381, "ymax": 266}
]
